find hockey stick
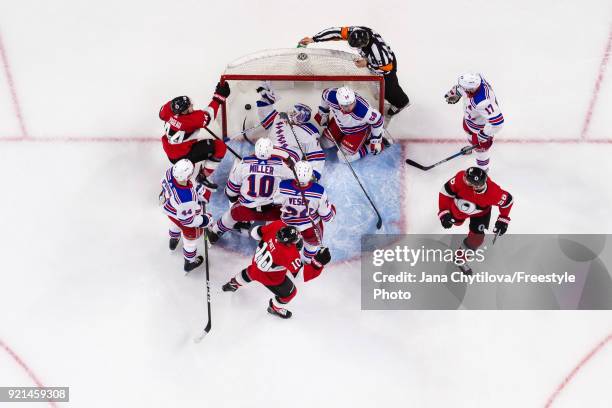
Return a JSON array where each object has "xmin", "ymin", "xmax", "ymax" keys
[
  {"xmin": 203, "ymin": 126, "xmax": 243, "ymax": 160},
  {"xmin": 241, "ymin": 117, "xmax": 254, "ymax": 145},
  {"xmin": 405, "ymin": 145, "xmax": 476, "ymax": 171},
  {"xmin": 230, "ymin": 118, "xmax": 265, "ymax": 145},
  {"xmin": 327, "ymin": 135, "xmax": 383, "ymax": 230},
  {"xmin": 278, "ymin": 112, "xmax": 323, "ymax": 245},
  {"xmin": 492, "ymin": 229, "xmax": 501, "ymax": 245},
  {"xmin": 194, "ymin": 203, "xmax": 212, "ymax": 343}
]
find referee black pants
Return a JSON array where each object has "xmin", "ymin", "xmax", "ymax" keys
[{"xmin": 384, "ymin": 61, "xmax": 410, "ymax": 111}]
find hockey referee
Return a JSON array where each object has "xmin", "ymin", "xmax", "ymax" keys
[{"xmin": 299, "ymin": 26, "xmax": 410, "ymax": 118}]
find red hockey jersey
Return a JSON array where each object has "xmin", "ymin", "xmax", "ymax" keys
[
  {"xmin": 159, "ymin": 99, "xmax": 222, "ymax": 160},
  {"xmin": 439, "ymin": 170, "xmax": 513, "ymax": 220},
  {"xmin": 247, "ymin": 220, "xmax": 324, "ymax": 286}
]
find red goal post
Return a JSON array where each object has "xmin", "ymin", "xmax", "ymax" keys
[{"xmin": 219, "ymin": 48, "xmax": 385, "ymax": 138}]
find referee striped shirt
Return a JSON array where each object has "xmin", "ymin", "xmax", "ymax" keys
[{"xmin": 312, "ymin": 26, "xmax": 396, "ymax": 75}]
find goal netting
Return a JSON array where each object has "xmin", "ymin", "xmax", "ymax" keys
[{"xmin": 218, "ymin": 48, "xmax": 385, "ymax": 140}]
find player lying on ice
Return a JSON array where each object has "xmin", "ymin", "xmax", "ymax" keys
[
  {"xmin": 438, "ymin": 167, "xmax": 513, "ymax": 275},
  {"xmin": 255, "ymin": 81, "xmax": 325, "ymax": 179},
  {"xmin": 222, "ymin": 221, "xmax": 331, "ymax": 319},
  {"xmin": 159, "ymin": 159, "xmax": 214, "ymax": 272},
  {"xmin": 206, "ymin": 138, "xmax": 293, "ymax": 244},
  {"xmin": 315, "ymin": 85, "xmax": 387, "ymax": 162},
  {"xmin": 159, "ymin": 80, "xmax": 231, "ymax": 190}
]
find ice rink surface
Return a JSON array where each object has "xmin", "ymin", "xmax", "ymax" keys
[{"xmin": 0, "ymin": 0, "xmax": 611, "ymax": 407}]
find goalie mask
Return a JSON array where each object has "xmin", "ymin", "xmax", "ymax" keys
[{"xmin": 287, "ymin": 103, "xmax": 312, "ymax": 124}]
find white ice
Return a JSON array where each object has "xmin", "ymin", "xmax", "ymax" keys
[{"xmin": 0, "ymin": 0, "xmax": 611, "ymax": 407}]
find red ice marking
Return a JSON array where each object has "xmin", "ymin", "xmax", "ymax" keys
[
  {"xmin": 0, "ymin": 30, "xmax": 29, "ymax": 139},
  {"xmin": 398, "ymin": 140, "xmax": 409, "ymax": 233},
  {"xmin": 1, "ymin": 136, "xmax": 612, "ymax": 143},
  {"xmin": 544, "ymin": 332, "xmax": 612, "ymax": 407},
  {"xmin": 581, "ymin": 25, "xmax": 612, "ymax": 140},
  {"xmin": 0, "ymin": 338, "xmax": 59, "ymax": 408}
]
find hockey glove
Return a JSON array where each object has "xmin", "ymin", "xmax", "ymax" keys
[
  {"xmin": 226, "ymin": 193, "xmax": 239, "ymax": 203},
  {"xmin": 475, "ymin": 131, "xmax": 493, "ymax": 150},
  {"xmin": 314, "ymin": 112, "xmax": 329, "ymax": 127},
  {"xmin": 256, "ymin": 81, "xmax": 277, "ymax": 104},
  {"xmin": 438, "ymin": 210, "xmax": 455, "ymax": 229},
  {"xmin": 444, "ymin": 85, "xmax": 462, "ymax": 104},
  {"xmin": 214, "ymin": 81, "xmax": 231, "ymax": 102},
  {"xmin": 199, "ymin": 213, "xmax": 214, "ymax": 229},
  {"xmin": 195, "ymin": 183, "xmax": 212, "ymax": 204},
  {"xmin": 311, "ymin": 247, "xmax": 331, "ymax": 269},
  {"xmin": 493, "ymin": 217, "xmax": 510, "ymax": 236}
]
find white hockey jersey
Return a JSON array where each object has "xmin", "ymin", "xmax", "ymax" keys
[
  {"xmin": 460, "ymin": 77, "xmax": 504, "ymax": 138},
  {"xmin": 274, "ymin": 179, "xmax": 335, "ymax": 231},
  {"xmin": 318, "ymin": 88, "xmax": 384, "ymax": 142},
  {"xmin": 160, "ymin": 168, "xmax": 210, "ymax": 228},
  {"xmin": 256, "ymin": 99, "xmax": 325, "ymax": 179},
  {"xmin": 226, "ymin": 155, "xmax": 293, "ymax": 208}
]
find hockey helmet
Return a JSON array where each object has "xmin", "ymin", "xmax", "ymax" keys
[
  {"xmin": 348, "ymin": 28, "xmax": 370, "ymax": 48},
  {"xmin": 171, "ymin": 96, "xmax": 191, "ymax": 114},
  {"xmin": 458, "ymin": 73, "xmax": 482, "ymax": 93},
  {"xmin": 255, "ymin": 137, "xmax": 274, "ymax": 160},
  {"xmin": 276, "ymin": 225, "xmax": 301, "ymax": 245},
  {"xmin": 294, "ymin": 161, "xmax": 314, "ymax": 185},
  {"xmin": 464, "ymin": 167, "xmax": 487, "ymax": 190},
  {"xmin": 336, "ymin": 86, "xmax": 356, "ymax": 112},
  {"xmin": 172, "ymin": 159, "xmax": 195, "ymax": 182},
  {"xmin": 287, "ymin": 103, "xmax": 312, "ymax": 124}
]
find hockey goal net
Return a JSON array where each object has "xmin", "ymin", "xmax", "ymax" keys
[{"xmin": 219, "ymin": 48, "xmax": 385, "ymax": 139}]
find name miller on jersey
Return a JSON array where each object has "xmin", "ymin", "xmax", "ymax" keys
[{"xmin": 249, "ymin": 164, "xmax": 276, "ymax": 175}]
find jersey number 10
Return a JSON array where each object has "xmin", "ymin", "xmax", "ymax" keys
[{"xmin": 246, "ymin": 175, "xmax": 275, "ymax": 198}]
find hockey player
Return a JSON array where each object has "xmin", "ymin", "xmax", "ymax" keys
[
  {"xmin": 275, "ymin": 161, "xmax": 335, "ymax": 263},
  {"xmin": 438, "ymin": 167, "xmax": 513, "ymax": 274},
  {"xmin": 222, "ymin": 220, "xmax": 331, "ymax": 319},
  {"xmin": 207, "ymin": 138, "xmax": 293, "ymax": 243},
  {"xmin": 159, "ymin": 80, "xmax": 231, "ymax": 190},
  {"xmin": 256, "ymin": 82, "xmax": 325, "ymax": 179},
  {"xmin": 316, "ymin": 86, "xmax": 385, "ymax": 162},
  {"xmin": 160, "ymin": 159, "xmax": 214, "ymax": 272},
  {"xmin": 444, "ymin": 73, "xmax": 504, "ymax": 172},
  {"xmin": 299, "ymin": 26, "xmax": 410, "ymax": 117}
]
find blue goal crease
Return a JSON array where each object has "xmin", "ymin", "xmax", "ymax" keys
[{"xmin": 207, "ymin": 142, "xmax": 403, "ymax": 262}]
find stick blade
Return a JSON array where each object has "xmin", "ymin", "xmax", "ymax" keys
[
  {"xmin": 193, "ymin": 323, "xmax": 211, "ymax": 343},
  {"xmin": 376, "ymin": 216, "xmax": 383, "ymax": 230},
  {"xmin": 405, "ymin": 159, "xmax": 432, "ymax": 171}
]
